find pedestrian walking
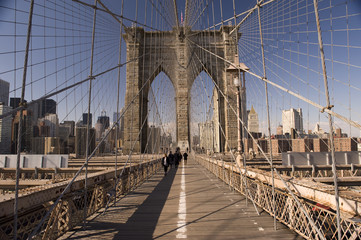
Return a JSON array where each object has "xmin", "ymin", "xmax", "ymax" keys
[
  {"xmin": 162, "ymin": 154, "xmax": 170, "ymax": 176},
  {"xmin": 174, "ymin": 148, "xmax": 182, "ymax": 169},
  {"xmin": 183, "ymin": 152, "xmax": 188, "ymax": 165},
  {"xmin": 168, "ymin": 151, "xmax": 175, "ymax": 169}
]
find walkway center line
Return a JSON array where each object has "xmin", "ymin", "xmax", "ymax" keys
[{"xmin": 176, "ymin": 161, "xmax": 187, "ymax": 239}]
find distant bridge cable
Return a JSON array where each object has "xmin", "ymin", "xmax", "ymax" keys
[
  {"xmin": 148, "ymin": 0, "xmax": 174, "ymax": 30},
  {"xmin": 313, "ymin": 0, "xmax": 341, "ymax": 237},
  {"xmin": 256, "ymin": 0, "xmax": 277, "ymax": 230},
  {"xmin": 72, "ymin": 0, "xmax": 162, "ymax": 31},
  {"xmin": 187, "ymin": 37, "xmax": 361, "ymax": 131},
  {"xmin": 0, "ymin": 55, "xmax": 146, "ymax": 120},
  {"xmin": 173, "ymin": 0, "xmax": 180, "ymax": 32},
  {"xmin": 201, "ymin": 0, "xmax": 276, "ymax": 32}
]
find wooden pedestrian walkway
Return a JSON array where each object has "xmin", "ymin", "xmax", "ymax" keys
[{"xmin": 60, "ymin": 158, "xmax": 301, "ymax": 239}]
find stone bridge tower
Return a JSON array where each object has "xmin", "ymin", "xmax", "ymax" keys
[{"xmin": 123, "ymin": 25, "xmax": 242, "ymax": 153}]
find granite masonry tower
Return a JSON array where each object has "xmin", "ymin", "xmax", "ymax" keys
[{"xmin": 123, "ymin": 25, "xmax": 242, "ymax": 153}]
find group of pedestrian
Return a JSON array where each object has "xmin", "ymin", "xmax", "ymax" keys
[{"xmin": 162, "ymin": 148, "xmax": 189, "ymax": 176}]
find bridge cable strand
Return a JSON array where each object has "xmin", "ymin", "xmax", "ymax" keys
[
  {"xmin": 256, "ymin": 0, "xmax": 277, "ymax": 230},
  {"xmin": 313, "ymin": 0, "xmax": 341, "ymax": 238},
  {"xmin": 187, "ymin": 36, "xmax": 361, "ymax": 131},
  {"xmin": 188, "ymin": 0, "xmax": 361, "ymax": 142},
  {"xmin": 113, "ymin": 0, "xmax": 125, "ymax": 207},
  {"xmin": 13, "ymin": 1, "xmax": 35, "ymax": 238}
]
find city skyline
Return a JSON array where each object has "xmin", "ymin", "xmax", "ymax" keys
[{"xmin": 0, "ymin": 0, "xmax": 361, "ymax": 154}]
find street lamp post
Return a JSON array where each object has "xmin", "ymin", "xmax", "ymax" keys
[
  {"xmin": 234, "ymin": 75, "xmax": 242, "ymax": 154},
  {"xmin": 226, "ymin": 55, "xmax": 249, "ymax": 155}
]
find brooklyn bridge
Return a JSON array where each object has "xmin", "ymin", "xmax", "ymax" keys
[{"xmin": 0, "ymin": 0, "xmax": 361, "ymax": 239}]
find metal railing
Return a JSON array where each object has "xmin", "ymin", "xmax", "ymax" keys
[
  {"xmin": 0, "ymin": 159, "xmax": 162, "ymax": 240},
  {"xmin": 195, "ymin": 156, "xmax": 361, "ymax": 240}
]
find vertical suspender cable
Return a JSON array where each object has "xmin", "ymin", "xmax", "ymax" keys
[
  {"xmin": 313, "ymin": 0, "xmax": 341, "ymax": 239},
  {"xmin": 173, "ymin": 0, "xmax": 180, "ymax": 33},
  {"xmin": 129, "ymin": 0, "xmax": 138, "ymax": 169},
  {"xmin": 14, "ymin": 0, "xmax": 35, "ymax": 239},
  {"xmin": 232, "ymin": 0, "xmax": 249, "ymax": 202},
  {"xmin": 84, "ymin": 0, "xmax": 97, "ymax": 228},
  {"xmin": 138, "ymin": 0, "xmax": 146, "ymax": 158},
  {"xmin": 218, "ymin": 0, "xmax": 228, "ymax": 183},
  {"xmin": 211, "ymin": 2, "xmax": 223, "ymax": 153},
  {"xmin": 114, "ymin": 0, "xmax": 125, "ymax": 205},
  {"xmin": 256, "ymin": 1, "xmax": 276, "ymax": 230},
  {"xmin": 141, "ymin": 0, "xmax": 149, "ymax": 163}
]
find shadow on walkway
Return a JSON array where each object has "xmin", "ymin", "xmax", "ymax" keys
[{"xmin": 65, "ymin": 167, "xmax": 178, "ymax": 239}]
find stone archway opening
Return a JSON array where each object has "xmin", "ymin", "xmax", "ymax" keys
[
  {"xmin": 147, "ymin": 72, "xmax": 176, "ymax": 154},
  {"xmin": 122, "ymin": 25, "xmax": 240, "ymax": 154},
  {"xmin": 190, "ymin": 71, "xmax": 220, "ymax": 153}
]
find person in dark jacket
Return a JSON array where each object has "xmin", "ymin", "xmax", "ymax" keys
[
  {"xmin": 168, "ymin": 151, "xmax": 175, "ymax": 169},
  {"xmin": 183, "ymin": 152, "xmax": 188, "ymax": 165},
  {"xmin": 162, "ymin": 153, "xmax": 170, "ymax": 175},
  {"xmin": 174, "ymin": 148, "xmax": 182, "ymax": 169}
]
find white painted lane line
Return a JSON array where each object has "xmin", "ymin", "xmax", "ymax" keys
[
  {"xmin": 258, "ymin": 227, "xmax": 264, "ymax": 231},
  {"xmin": 176, "ymin": 161, "xmax": 187, "ymax": 239}
]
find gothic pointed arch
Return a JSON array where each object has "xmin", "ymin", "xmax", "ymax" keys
[{"xmin": 123, "ymin": 26, "xmax": 241, "ymax": 153}]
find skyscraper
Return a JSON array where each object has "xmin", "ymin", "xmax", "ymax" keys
[
  {"xmin": 41, "ymin": 99, "xmax": 57, "ymax": 117},
  {"xmin": 10, "ymin": 98, "xmax": 22, "ymax": 109},
  {"xmin": 282, "ymin": 108, "xmax": 303, "ymax": 134},
  {"xmin": 27, "ymin": 99, "xmax": 57, "ymax": 126},
  {"xmin": 11, "ymin": 110, "xmax": 32, "ymax": 153},
  {"xmin": 0, "ymin": 103, "xmax": 12, "ymax": 153},
  {"xmin": 44, "ymin": 113, "xmax": 59, "ymax": 137},
  {"xmin": 0, "ymin": 79, "xmax": 10, "ymax": 106},
  {"xmin": 113, "ymin": 109, "xmax": 125, "ymax": 140},
  {"xmin": 199, "ymin": 121, "xmax": 214, "ymax": 152},
  {"xmin": 75, "ymin": 127, "xmax": 95, "ymax": 158},
  {"xmin": 82, "ymin": 113, "xmax": 92, "ymax": 127},
  {"xmin": 247, "ymin": 105, "xmax": 259, "ymax": 133},
  {"xmin": 147, "ymin": 125, "xmax": 161, "ymax": 153},
  {"xmin": 62, "ymin": 121, "xmax": 75, "ymax": 136},
  {"xmin": 98, "ymin": 115, "xmax": 110, "ymax": 129}
]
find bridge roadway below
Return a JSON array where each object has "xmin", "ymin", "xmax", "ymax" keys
[{"xmin": 60, "ymin": 158, "xmax": 301, "ymax": 239}]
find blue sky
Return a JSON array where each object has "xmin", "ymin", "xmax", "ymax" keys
[{"xmin": 0, "ymin": 0, "xmax": 360, "ymax": 138}]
